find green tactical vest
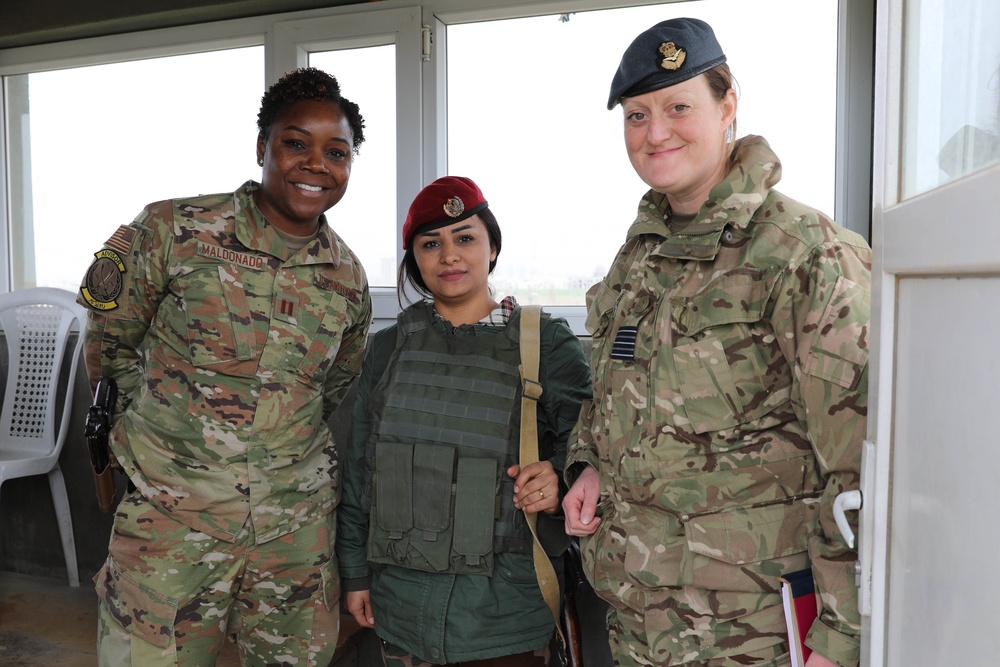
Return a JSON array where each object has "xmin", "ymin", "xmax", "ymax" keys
[{"xmin": 364, "ymin": 302, "xmax": 534, "ymax": 576}]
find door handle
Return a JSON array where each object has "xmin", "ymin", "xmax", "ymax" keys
[{"xmin": 833, "ymin": 489, "xmax": 863, "ymax": 548}]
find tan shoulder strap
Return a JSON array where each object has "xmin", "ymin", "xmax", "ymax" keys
[
  {"xmin": 518, "ymin": 305, "xmax": 565, "ymax": 647},
  {"xmin": 519, "ymin": 304, "xmax": 543, "ymax": 466}
]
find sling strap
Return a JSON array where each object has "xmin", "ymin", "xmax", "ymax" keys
[{"xmin": 518, "ymin": 305, "xmax": 565, "ymax": 648}]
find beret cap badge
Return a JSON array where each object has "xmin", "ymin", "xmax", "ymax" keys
[
  {"xmin": 659, "ymin": 42, "xmax": 686, "ymax": 71},
  {"xmin": 443, "ymin": 196, "xmax": 465, "ymax": 218},
  {"xmin": 403, "ymin": 176, "xmax": 487, "ymax": 249},
  {"xmin": 606, "ymin": 18, "xmax": 726, "ymax": 109}
]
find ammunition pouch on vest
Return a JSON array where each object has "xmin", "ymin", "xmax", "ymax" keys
[{"xmin": 365, "ymin": 303, "xmax": 535, "ymax": 576}]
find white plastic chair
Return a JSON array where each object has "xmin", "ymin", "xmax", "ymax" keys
[{"xmin": 0, "ymin": 287, "xmax": 86, "ymax": 587}]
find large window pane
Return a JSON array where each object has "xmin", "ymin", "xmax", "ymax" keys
[
  {"xmin": 448, "ymin": 0, "xmax": 838, "ymax": 305},
  {"xmin": 7, "ymin": 47, "xmax": 263, "ymax": 291},
  {"xmin": 902, "ymin": 0, "xmax": 1000, "ymax": 198},
  {"xmin": 311, "ymin": 46, "xmax": 397, "ymax": 288}
]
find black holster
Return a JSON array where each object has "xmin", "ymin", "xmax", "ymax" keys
[{"xmin": 84, "ymin": 378, "xmax": 118, "ymax": 513}]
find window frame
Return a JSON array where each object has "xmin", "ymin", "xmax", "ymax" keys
[{"xmin": 0, "ymin": 0, "xmax": 873, "ymax": 333}]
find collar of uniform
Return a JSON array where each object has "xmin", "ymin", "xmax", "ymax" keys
[
  {"xmin": 234, "ymin": 180, "xmax": 341, "ymax": 267},
  {"xmin": 624, "ymin": 190, "xmax": 725, "ymax": 260},
  {"xmin": 653, "ymin": 228, "xmax": 727, "ymax": 260},
  {"xmin": 698, "ymin": 135, "xmax": 782, "ymax": 234},
  {"xmin": 628, "ymin": 135, "xmax": 782, "ymax": 260},
  {"xmin": 430, "ymin": 295, "xmax": 519, "ymax": 328},
  {"xmin": 625, "ymin": 190, "xmax": 671, "ymax": 240}
]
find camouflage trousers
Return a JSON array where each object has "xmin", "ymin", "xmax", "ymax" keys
[
  {"xmin": 605, "ymin": 598, "xmax": 790, "ymax": 667},
  {"xmin": 96, "ymin": 491, "xmax": 341, "ymax": 666},
  {"xmin": 380, "ymin": 639, "xmax": 550, "ymax": 667}
]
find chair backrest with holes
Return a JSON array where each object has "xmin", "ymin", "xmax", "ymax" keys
[{"xmin": 0, "ymin": 288, "xmax": 86, "ymax": 460}]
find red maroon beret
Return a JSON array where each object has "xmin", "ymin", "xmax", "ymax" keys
[{"xmin": 402, "ymin": 176, "xmax": 488, "ymax": 249}]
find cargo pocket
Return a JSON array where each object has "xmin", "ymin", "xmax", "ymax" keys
[
  {"xmin": 681, "ymin": 498, "xmax": 817, "ymax": 592},
  {"xmin": 372, "ymin": 442, "xmax": 414, "ymax": 564},
  {"xmin": 585, "ymin": 281, "xmax": 620, "ymax": 337},
  {"xmin": 805, "ymin": 275, "xmax": 870, "ymax": 390},
  {"xmin": 453, "ymin": 457, "xmax": 497, "ymax": 572},
  {"xmin": 672, "ymin": 335, "xmax": 744, "ymax": 433},
  {"xmin": 670, "ymin": 271, "xmax": 788, "ymax": 435},
  {"xmin": 585, "ymin": 281, "xmax": 621, "ymax": 400},
  {"xmin": 319, "ymin": 555, "xmax": 341, "ymax": 612},
  {"xmin": 579, "ymin": 519, "xmax": 618, "ymax": 601},
  {"xmin": 96, "ymin": 556, "xmax": 178, "ymax": 649},
  {"xmin": 411, "ymin": 444, "xmax": 456, "ymax": 572},
  {"xmin": 297, "ymin": 290, "xmax": 349, "ymax": 378},
  {"xmin": 186, "ymin": 265, "xmax": 253, "ymax": 367}
]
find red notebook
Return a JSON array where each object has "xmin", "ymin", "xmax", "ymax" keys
[{"xmin": 778, "ymin": 568, "xmax": 819, "ymax": 667}]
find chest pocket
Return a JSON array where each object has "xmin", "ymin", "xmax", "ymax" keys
[
  {"xmin": 670, "ymin": 271, "xmax": 790, "ymax": 434},
  {"xmin": 185, "ymin": 264, "xmax": 257, "ymax": 367},
  {"xmin": 585, "ymin": 280, "xmax": 621, "ymax": 338},
  {"xmin": 283, "ymin": 274, "xmax": 350, "ymax": 378},
  {"xmin": 297, "ymin": 302, "xmax": 348, "ymax": 377},
  {"xmin": 585, "ymin": 280, "xmax": 623, "ymax": 386}
]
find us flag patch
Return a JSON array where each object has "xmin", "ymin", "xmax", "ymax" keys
[
  {"xmin": 103, "ymin": 225, "xmax": 135, "ymax": 256},
  {"xmin": 610, "ymin": 326, "xmax": 638, "ymax": 360}
]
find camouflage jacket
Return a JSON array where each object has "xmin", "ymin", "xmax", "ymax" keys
[
  {"xmin": 567, "ymin": 136, "xmax": 870, "ymax": 666},
  {"xmin": 78, "ymin": 180, "xmax": 372, "ymax": 544}
]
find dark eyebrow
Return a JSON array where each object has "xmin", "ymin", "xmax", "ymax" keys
[
  {"xmin": 283, "ymin": 124, "xmax": 351, "ymax": 147},
  {"xmin": 418, "ymin": 224, "xmax": 475, "ymax": 239}
]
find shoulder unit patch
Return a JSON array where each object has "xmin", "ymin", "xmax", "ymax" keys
[{"xmin": 80, "ymin": 248, "xmax": 126, "ymax": 310}]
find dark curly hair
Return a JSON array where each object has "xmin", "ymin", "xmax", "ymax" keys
[{"xmin": 256, "ymin": 67, "xmax": 366, "ymax": 154}]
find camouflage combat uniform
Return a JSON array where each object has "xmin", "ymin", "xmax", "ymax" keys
[
  {"xmin": 78, "ymin": 180, "xmax": 371, "ymax": 665},
  {"xmin": 566, "ymin": 136, "xmax": 870, "ymax": 667}
]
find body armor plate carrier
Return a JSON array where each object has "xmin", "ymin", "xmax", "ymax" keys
[{"xmin": 364, "ymin": 303, "xmax": 534, "ymax": 576}]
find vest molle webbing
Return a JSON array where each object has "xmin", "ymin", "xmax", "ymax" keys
[{"xmin": 365, "ymin": 303, "xmax": 534, "ymax": 576}]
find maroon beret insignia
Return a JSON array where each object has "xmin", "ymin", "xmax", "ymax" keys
[{"xmin": 443, "ymin": 196, "xmax": 465, "ymax": 218}]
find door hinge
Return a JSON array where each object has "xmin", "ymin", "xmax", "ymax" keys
[{"xmin": 421, "ymin": 25, "xmax": 432, "ymax": 62}]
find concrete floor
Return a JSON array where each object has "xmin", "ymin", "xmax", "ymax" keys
[
  {"xmin": 1, "ymin": 570, "xmax": 104, "ymax": 666},
  {"xmin": 0, "ymin": 571, "xmax": 371, "ymax": 666},
  {"xmin": 0, "ymin": 569, "xmax": 610, "ymax": 666}
]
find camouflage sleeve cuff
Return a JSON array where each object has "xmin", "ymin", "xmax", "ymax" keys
[
  {"xmin": 804, "ymin": 620, "xmax": 860, "ymax": 667},
  {"xmin": 564, "ymin": 459, "xmax": 598, "ymax": 488},
  {"xmin": 341, "ymin": 576, "xmax": 371, "ymax": 593}
]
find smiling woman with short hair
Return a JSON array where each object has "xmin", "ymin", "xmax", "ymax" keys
[{"xmin": 77, "ymin": 66, "xmax": 372, "ymax": 667}]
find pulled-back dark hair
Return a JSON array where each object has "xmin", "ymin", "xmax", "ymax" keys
[
  {"xmin": 257, "ymin": 67, "xmax": 365, "ymax": 154},
  {"xmin": 397, "ymin": 208, "xmax": 502, "ymax": 306},
  {"xmin": 703, "ymin": 63, "xmax": 738, "ymax": 157}
]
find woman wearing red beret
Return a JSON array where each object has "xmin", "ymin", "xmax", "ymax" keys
[{"xmin": 336, "ymin": 176, "xmax": 592, "ymax": 666}]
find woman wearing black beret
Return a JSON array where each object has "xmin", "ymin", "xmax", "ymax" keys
[{"xmin": 562, "ymin": 17, "xmax": 871, "ymax": 667}]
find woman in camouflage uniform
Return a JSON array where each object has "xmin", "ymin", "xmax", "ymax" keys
[
  {"xmin": 562, "ymin": 18, "xmax": 870, "ymax": 667},
  {"xmin": 77, "ymin": 68, "xmax": 372, "ymax": 666}
]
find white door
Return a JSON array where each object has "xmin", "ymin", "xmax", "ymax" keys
[{"xmin": 861, "ymin": 0, "xmax": 1000, "ymax": 664}]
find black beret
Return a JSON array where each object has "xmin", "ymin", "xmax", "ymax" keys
[{"xmin": 607, "ymin": 17, "xmax": 726, "ymax": 110}]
